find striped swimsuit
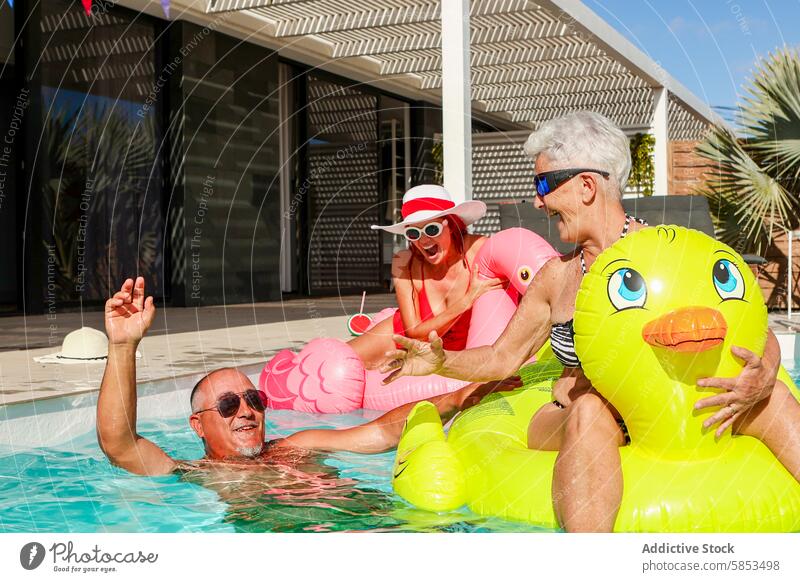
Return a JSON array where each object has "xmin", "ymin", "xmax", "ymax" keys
[
  {"xmin": 548, "ymin": 215, "xmax": 647, "ymax": 444},
  {"xmin": 549, "ymin": 214, "xmax": 648, "ymax": 369}
]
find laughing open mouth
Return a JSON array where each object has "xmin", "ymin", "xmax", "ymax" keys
[
  {"xmin": 233, "ymin": 424, "xmax": 258, "ymax": 433},
  {"xmin": 422, "ymin": 243, "xmax": 440, "ymax": 258}
]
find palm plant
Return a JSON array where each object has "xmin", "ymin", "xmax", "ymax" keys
[
  {"xmin": 431, "ymin": 139, "xmax": 444, "ymax": 186},
  {"xmin": 696, "ymin": 47, "xmax": 800, "ymax": 255},
  {"xmin": 629, "ymin": 133, "xmax": 656, "ymax": 196}
]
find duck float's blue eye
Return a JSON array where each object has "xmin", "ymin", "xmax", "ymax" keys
[
  {"xmin": 607, "ymin": 268, "xmax": 647, "ymax": 311},
  {"xmin": 712, "ymin": 259, "xmax": 745, "ymax": 300}
]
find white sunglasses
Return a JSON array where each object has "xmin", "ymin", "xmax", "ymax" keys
[{"xmin": 404, "ymin": 221, "xmax": 445, "ymax": 242}]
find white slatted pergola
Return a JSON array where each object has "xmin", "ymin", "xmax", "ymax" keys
[{"xmin": 132, "ymin": 0, "xmax": 723, "ymax": 201}]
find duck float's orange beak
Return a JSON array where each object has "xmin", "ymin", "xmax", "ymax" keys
[{"xmin": 642, "ymin": 307, "xmax": 727, "ymax": 353}]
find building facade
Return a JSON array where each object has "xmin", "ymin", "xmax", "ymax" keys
[
  {"xmin": 0, "ymin": 0, "xmax": 480, "ymax": 314},
  {"xmin": 3, "ymin": 1, "xmax": 763, "ymax": 317}
]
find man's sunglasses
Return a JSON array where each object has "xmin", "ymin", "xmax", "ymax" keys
[
  {"xmin": 194, "ymin": 389, "xmax": 268, "ymax": 418},
  {"xmin": 404, "ymin": 221, "xmax": 444, "ymax": 242},
  {"xmin": 533, "ymin": 168, "xmax": 610, "ymax": 198}
]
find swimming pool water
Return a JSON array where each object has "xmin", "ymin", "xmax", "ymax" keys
[
  {"xmin": 2, "ymin": 364, "xmax": 798, "ymax": 533},
  {"xmin": 0, "ymin": 408, "xmax": 542, "ymax": 533}
]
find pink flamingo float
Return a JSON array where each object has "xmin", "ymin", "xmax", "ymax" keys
[{"xmin": 260, "ymin": 228, "xmax": 559, "ymax": 413}]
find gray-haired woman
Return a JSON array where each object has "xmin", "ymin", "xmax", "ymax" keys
[{"xmin": 381, "ymin": 111, "xmax": 798, "ymax": 532}]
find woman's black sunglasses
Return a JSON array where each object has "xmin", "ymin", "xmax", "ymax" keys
[
  {"xmin": 194, "ymin": 389, "xmax": 268, "ymax": 418},
  {"xmin": 534, "ymin": 168, "xmax": 609, "ymax": 197}
]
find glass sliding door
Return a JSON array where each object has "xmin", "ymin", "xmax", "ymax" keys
[
  {"xmin": 377, "ymin": 95, "xmax": 411, "ymax": 287},
  {"xmin": 305, "ymin": 74, "xmax": 382, "ymax": 294},
  {"xmin": 37, "ymin": 0, "xmax": 164, "ymax": 305}
]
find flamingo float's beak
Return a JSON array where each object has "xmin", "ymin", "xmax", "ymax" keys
[{"xmin": 642, "ymin": 307, "xmax": 727, "ymax": 353}]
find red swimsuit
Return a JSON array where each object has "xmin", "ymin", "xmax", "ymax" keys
[{"xmin": 392, "ymin": 259, "xmax": 473, "ymax": 351}]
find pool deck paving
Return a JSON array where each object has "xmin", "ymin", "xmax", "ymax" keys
[
  {"xmin": 0, "ymin": 295, "xmax": 797, "ymax": 407},
  {"xmin": 0, "ymin": 293, "xmax": 396, "ymax": 406}
]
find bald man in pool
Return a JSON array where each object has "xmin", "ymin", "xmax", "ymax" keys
[{"xmin": 96, "ymin": 277, "xmax": 520, "ymax": 475}]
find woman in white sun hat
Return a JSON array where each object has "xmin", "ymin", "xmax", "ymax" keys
[
  {"xmin": 349, "ymin": 184, "xmax": 503, "ymax": 367},
  {"xmin": 259, "ymin": 183, "xmax": 553, "ymax": 413}
]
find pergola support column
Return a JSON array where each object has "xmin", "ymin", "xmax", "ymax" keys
[
  {"xmin": 441, "ymin": 0, "xmax": 472, "ymax": 202},
  {"xmin": 651, "ymin": 86, "xmax": 669, "ymax": 196}
]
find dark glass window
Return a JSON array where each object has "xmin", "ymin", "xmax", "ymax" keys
[
  {"xmin": 0, "ymin": 3, "xmax": 17, "ymax": 311},
  {"xmin": 39, "ymin": 0, "xmax": 164, "ymax": 304}
]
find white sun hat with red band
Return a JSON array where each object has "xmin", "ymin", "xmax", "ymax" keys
[{"xmin": 371, "ymin": 184, "xmax": 486, "ymax": 235}]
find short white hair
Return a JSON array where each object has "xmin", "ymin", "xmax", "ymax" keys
[{"xmin": 523, "ymin": 111, "xmax": 631, "ymax": 194}]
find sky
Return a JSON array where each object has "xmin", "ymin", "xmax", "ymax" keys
[{"xmin": 586, "ymin": 0, "xmax": 800, "ymax": 122}]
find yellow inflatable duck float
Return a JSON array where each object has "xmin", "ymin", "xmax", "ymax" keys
[{"xmin": 392, "ymin": 227, "xmax": 800, "ymax": 531}]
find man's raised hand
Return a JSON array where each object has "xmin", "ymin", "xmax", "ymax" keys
[{"xmin": 105, "ymin": 277, "xmax": 156, "ymax": 346}]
